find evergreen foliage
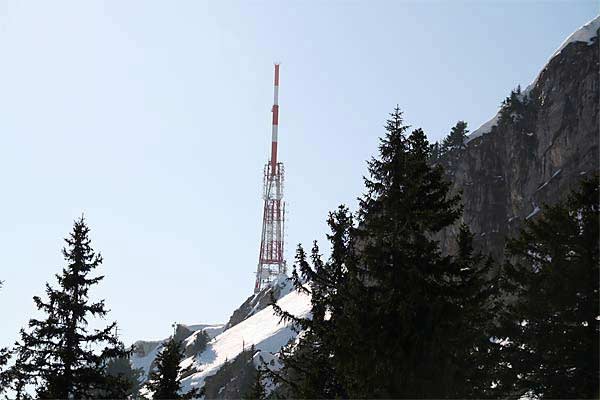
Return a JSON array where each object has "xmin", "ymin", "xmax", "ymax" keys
[
  {"xmin": 0, "ymin": 282, "xmax": 10, "ymax": 396},
  {"xmin": 498, "ymin": 86, "xmax": 538, "ymax": 135},
  {"xmin": 105, "ymin": 355, "xmax": 144, "ymax": 398},
  {"xmin": 429, "ymin": 141, "xmax": 441, "ymax": 163},
  {"xmin": 4, "ymin": 216, "xmax": 130, "ymax": 398},
  {"xmin": 435, "ymin": 120, "xmax": 469, "ymax": 174},
  {"xmin": 184, "ymin": 330, "xmax": 210, "ymax": 358},
  {"xmin": 441, "ymin": 120, "xmax": 469, "ymax": 154},
  {"xmin": 268, "ymin": 208, "xmax": 353, "ymax": 399},
  {"xmin": 496, "ymin": 86, "xmax": 539, "ymax": 161},
  {"xmin": 0, "ymin": 346, "xmax": 10, "ymax": 397},
  {"xmin": 243, "ymin": 364, "xmax": 267, "ymax": 400},
  {"xmin": 145, "ymin": 336, "xmax": 199, "ymax": 399},
  {"xmin": 203, "ymin": 346, "xmax": 259, "ymax": 399},
  {"xmin": 495, "ymin": 176, "xmax": 599, "ymax": 398},
  {"xmin": 269, "ymin": 107, "xmax": 500, "ymax": 398}
]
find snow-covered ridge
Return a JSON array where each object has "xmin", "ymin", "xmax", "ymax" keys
[
  {"xmin": 131, "ymin": 323, "xmax": 224, "ymax": 377},
  {"xmin": 552, "ymin": 16, "xmax": 600, "ymax": 59},
  {"xmin": 223, "ymin": 274, "xmax": 294, "ymax": 331},
  {"xmin": 185, "ymin": 324, "xmax": 225, "ymax": 339},
  {"xmin": 129, "ymin": 278, "xmax": 311, "ymax": 395},
  {"xmin": 180, "ymin": 287, "xmax": 311, "ymax": 392},
  {"xmin": 465, "ymin": 15, "xmax": 599, "ymax": 144}
]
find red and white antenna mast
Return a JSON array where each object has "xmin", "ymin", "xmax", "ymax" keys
[{"xmin": 255, "ymin": 64, "xmax": 286, "ymax": 293}]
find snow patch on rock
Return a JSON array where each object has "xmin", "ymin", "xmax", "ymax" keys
[
  {"xmin": 180, "ymin": 288, "xmax": 311, "ymax": 393},
  {"xmin": 465, "ymin": 16, "xmax": 599, "ymax": 144}
]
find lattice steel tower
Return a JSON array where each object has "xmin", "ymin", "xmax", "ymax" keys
[{"xmin": 255, "ymin": 64, "xmax": 286, "ymax": 293}]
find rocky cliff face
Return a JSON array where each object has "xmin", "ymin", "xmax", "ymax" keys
[
  {"xmin": 223, "ymin": 275, "xmax": 293, "ymax": 331},
  {"xmin": 438, "ymin": 27, "xmax": 599, "ymax": 261}
]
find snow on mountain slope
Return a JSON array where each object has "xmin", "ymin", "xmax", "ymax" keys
[
  {"xmin": 466, "ymin": 15, "xmax": 599, "ymax": 144},
  {"xmin": 552, "ymin": 16, "xmax": 600, "ymax": 58},
  {"xmin": 179, "ymin": 288, "xmax": 311, "ymax": 393},
  {"xmin": 131, "ymin": 323, "xmax": 224, "ymax": 378},
  {"xmin": 185, "ymin": 324, "xmax": 225, "ymax": 338},
  {"xmin": 223, "ymin": 274, "xmax": 293, "ymax": 331},
  {"xmin": 131, "ymin": 340, "xmax": 164, "ymax": 377}
]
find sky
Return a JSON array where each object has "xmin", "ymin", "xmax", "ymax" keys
[{"xmin": 0, "ymin": 1, "xmax": 597, "ymax": 346}]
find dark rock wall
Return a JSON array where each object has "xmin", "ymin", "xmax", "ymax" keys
[
  {"xmin": 223, "ymin": 277, "xmax": 291, "ymax": 331},
  {"xmin": 438, "ymin": 39, "xmax": 599, "ymax": 261}
]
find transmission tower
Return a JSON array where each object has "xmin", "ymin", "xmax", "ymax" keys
[{"xmin": 255, "ymin": 64, "xmax": 286, "ymax": 293}]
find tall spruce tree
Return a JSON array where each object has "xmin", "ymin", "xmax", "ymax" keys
[
  {"xmin": 268, "ymin": 207, "xmax": 353, "ymax": 399},
  {"xmin": 496, "ymin": 176, "xmax": 599, "ymax": 398},
  {"xmin": 145, "ymin": 336, "xmax": 199, "ymax": 399},
  {"xmin": 270, "ymin": 107, "xmax": 499, "ymax": 398},
  {"xmin": 6, "ymin": 216, "xmax": 129, "ymax": 398},
  {"xmin": 341, "ymin": 113, "xmax": 464, "ymax": 397},
  {"xmin": 355, "ymin": 114, "xmax": 499, "ymax": 397}
]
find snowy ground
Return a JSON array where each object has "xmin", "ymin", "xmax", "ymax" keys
[
  {"xmin": 131, "ymin": 323, "xmax": 224, "ymax": 377},
  {"xmin": 179, "ymin": 288, "xmax": 311, "ymax": 392}
]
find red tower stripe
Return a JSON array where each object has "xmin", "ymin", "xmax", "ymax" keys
[
  {"xmin": 271, "ymin": 142, "xmax": 278, "ymax": 166},
  {"xmin": 272, "ymin": 105, "xmax": 279, "ymax": 125}
]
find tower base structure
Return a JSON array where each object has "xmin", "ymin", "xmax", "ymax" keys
[{"xmin": 255, "ymin": 162, "xmax": 286, "ymax": 293}]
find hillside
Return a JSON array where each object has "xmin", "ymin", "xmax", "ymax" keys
[{"xmin": 131, "ymin": 277, "xmax": 310, "ymax": 397}]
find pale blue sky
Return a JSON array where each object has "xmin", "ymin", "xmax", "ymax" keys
[{"xmin": 0, "ymin": 1, "xmax": 597, "ymax": 345}]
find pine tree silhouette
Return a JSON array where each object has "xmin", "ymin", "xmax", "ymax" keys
[
  {"xmin": 145, "ymin": 335, "xmax": 200, "ymax": 399},
  {"xmin": 6, "ymin": 216, "xmax": 130, "ymax": 398},
  {"xmin": 496, "ymin": 176, "xmax": 599, "ymax": 398},
  {"xmin": 243, "ymin": 364, "xmax": 267, "ymax": 400},
  {"xmin": 270, "ymin": 107, "xmax": 499, "ymax": 398}
]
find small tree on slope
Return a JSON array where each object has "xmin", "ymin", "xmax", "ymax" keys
[
  {"xmin": 105, "ymin": 354, "xmax": 144, "ymax": 398},
  {"xmin": 243, "ymin": 364, "xmax": 267, "ymax": 400},
  {"xmin": 441, "ymin": 120, "xmax": 469, "ymax": 155},
  {"xmin": 6, "ymin": 216, "xmax": 130, "ymax": 398},
  {"xmin": 145, "ymin": 337, "xmax": 199, "ymax": 399}
]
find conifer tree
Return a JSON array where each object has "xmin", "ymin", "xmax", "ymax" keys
[
  {"xmin": 271, "ymin": 107, "xmax": 499, "ymax": 398},
  {"xmin": 339, "ymin": 116, "xmax": 466, "ymax": 397},
  {"xmin": 0, "ymin": 341, "xmax": 10, "ymax": 396},
  {"xmin": 6, "ymin": 216, "xmax": 129, "ymax": 398},
  {"xmin": 243, "ymin": 365, "xmax": 267, "ymax": 400},
  {"xmin": 0, "ymin": 282, "xmax": 10, "ymax": 395},
  {"xmin": 268, "ymin": 207, "xmax": 353, "ymax": 399},
  {"xmin": 441, "ymin": 120, "xmax": 469, "ymax": 154},
  {"xmin": 105, "ymin": 355, "xmax": 144, "ymax": 398},
  {"xmin": 496, "ymin": 176, "xmax": 599, "ymax": 398},
  {"xmin": 145, "ymin": 337, "xmax": 199, "ymax": 399},
  {"xmin": 429, "ymin": 141, "xmax": 441, "ymax": 162},
  {"xmin": 449, "ymin": 225, "xmax": 502, "ymax": 397},
  {"xmin": 1, "ymin": 350, "xmax": 34, "ymax": 399}
]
